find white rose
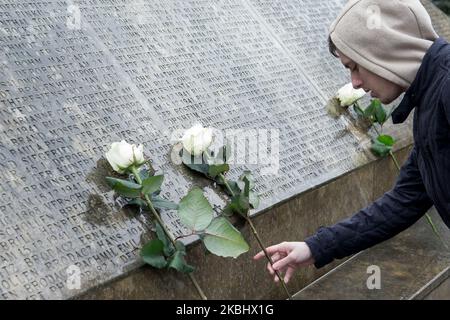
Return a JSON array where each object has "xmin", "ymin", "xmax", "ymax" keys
[
  {"xmin": 336, "ymin": 83, "xmax": 366, "ymax": 107},
  {"xmin": 181, "ymin": 124, "xmax": 213, "ymax": 156},
  {"xmin": 105, "ymin": 140, "xmax": 145, "ymax": 173}
]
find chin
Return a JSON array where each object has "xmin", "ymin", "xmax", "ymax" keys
[
  {"xmin": 380, "ymin": 91, "xmax": 403, "ymax": 104},
  {"xmin": 379, "ymin": 96, "xmax": 393, "ymax": 104}
]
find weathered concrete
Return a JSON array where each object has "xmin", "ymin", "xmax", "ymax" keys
[
  {"xmin": 422, "ymin": 0, "xmax": 450, "ymax": 38},
  {"xmin": 423, "ymin": 269, "xmax": 450, "ymax": 299}
]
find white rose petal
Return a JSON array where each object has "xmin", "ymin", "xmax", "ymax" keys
[
  {"xmin": 181, "ymin": 124, "xmax": 214, "ymax": 156},
  {"xmin": 105, "ymin": 140, "xmax": 145, "ymax": 173},
  {"xmin": 133, "ymin": 144, "xmax": 145, "ymax": 165},
  {"xmin": 336, "ymin": 83, "xmax": 366, "ymax": 107}
]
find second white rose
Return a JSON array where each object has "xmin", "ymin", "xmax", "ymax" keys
[{"xmin": 181, "ymin": 124, "xmax": 213, "ymax": 156}]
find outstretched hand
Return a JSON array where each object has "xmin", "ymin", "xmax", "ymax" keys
[{"xmin": 253, "ymin": 241, "xmax": 315, "ymax": 283}]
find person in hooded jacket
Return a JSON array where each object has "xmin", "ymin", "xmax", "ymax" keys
[{"xmin": 254, "ymin": 0, "xmax": 450, "ymax": 283}]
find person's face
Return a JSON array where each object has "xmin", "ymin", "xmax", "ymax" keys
[{"xmin": 336, "ymin": 49, "xmax": 406, "ymax": 104}]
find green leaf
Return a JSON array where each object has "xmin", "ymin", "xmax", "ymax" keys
[
  {"xmin": 239, "ymin": 171, "xmax": 255, "ymax": 189},
  {"xmin": 184, "ymin": 162, "xmax": 210, "ymax": 176},
  {"xmin": 106, "ymin": 177, "xmax": 142, "ymax": 198},
  {"xmin": 140, "ymin": 239, "xmax": 167, "ymax": 268},
  {"xmin": 224, "ymin": 197, "xmax": 241, "ymax": 215},
  {"xmin": 371, "ymin": 139, "xmax": 392, "ymax": 157},
  {"xmin": 242, "ymin": 176, "xmax": 251, "ymax": 198},
  {"xmin": 249, "ymin": 192, "xmax": 260, "ymax": 209},
  {"xmin": 203, "ymin": 217, "xmax": 250, "ymax": 258},
  {"xmin": 155, "ymin": 222, "xmax": 175, "ymax": 256},
  {"xmin": 239, "ymin": 171, "xmax": 259, "ymax": 209},
  {"xmin": 151, "ymin": 195, "xmax": 179, "ymax": 210},
  {"xmin": 364, "ymin": 100, "xmax": 375, "ymax": 118},
  {"xmin": 364, "ymin": 100, "xmax": 377, "ymax": 118},
  {"xmin": 142, "ymin": 175, "xmax": 164, "ymax": 195},
  {"xmin": 174, "ymin": 241, "xmax": 187, "ymax": 253},
  {"xmin": 139, "ymin": 168, "xmax": 150, "ymax": 180},
  {"xmin": 181, "ymin": 149, "xmax": 210, "ymax": 175},
  {"xmin": 374, "ymin": 101, "xmax": 387, "ymax": 124},
  {"xmin": 238, "ymin": 194, "xmax": 250, "ymax": 213},
  {"xmin": 223, "ymin": 202, "xmax": 237, "ymax": 217},
  {"xmin": 354, "ymin": 104, "xmax": 365, "ymax": 117},
  {"xmin": 167, "ymin": 250, "xmax": 195, "ymax": 273},
  {"xmin": 223, "ymin": 180, "xmax": 241, "ymax": 196},
  {"xmin": 216, "ymin": 176, "xmax": 240, "ymax": 196},
  {"xmin": 377, "ymin": 134, "xmax": 395, "ymax": 146},
  {"xmin": 224, "ymin": 193, "xmax": 253, "ymax": 217},
  {"xmin": 208, "ymin": 164, "xmax": 230, "ymax": 178},
  {"xmin": 178, "ymin": 187, "xmax": 213, "ymax": 231}
]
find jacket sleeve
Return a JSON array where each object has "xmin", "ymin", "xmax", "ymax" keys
[
  {"xmin": 304, "ymin": 146, "xmax": 433, "ymax": 268},
  {"xmin": 441, "ymin": 77, "xmax": 450, "ymax": 126}
]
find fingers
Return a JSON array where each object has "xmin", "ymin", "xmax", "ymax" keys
[
  {"xmin": 273, "ymin": 259, "xmax": 290, "ymax": 283},
  {"xmin": 272, "ymin": 254, "xmax": 293, "ymax": 272},
  {"xmin": 253, "ymin": 251, "xmax": 265, "ymax": 260},
  {"xmin": 273, "ymin": 265, "xmax": 295, "ymax": 283},
  {"xmin": 273, "ymin": 262, "xmax": 290, "ymax": 282},
  {"xmin": 274, "ymin": 269, "xmax": 283, "ymax": 282},
  {"xmin": 253, "ymin": 243, "xmax": 287, "ymax": 260},
  {"xmin": 274, "ymin": 267, "xmax": 287, "ymax": 282},
  {"xmin": 252, "ymin": 242, "xmax": 300, "ymax": 284},
  {"xmin": 267, "ymin": 253, "xmax": 282, "ymax": 275},
  {"xmin": 284, "ymin": 267, "xmax": 296, "ymax": 283}
]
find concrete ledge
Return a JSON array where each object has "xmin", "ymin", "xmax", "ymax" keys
[
  {"xmin": 423, "ymin": 268, "xmax": 450, "ymax": 300},
  {"xmin": 411, "ymin": 267, "xmax": 450, "ymax": 299}
]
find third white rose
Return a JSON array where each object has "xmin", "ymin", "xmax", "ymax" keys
[{"xmin": 336, "ymin": 83, "xmax": 366, "ymax": 107}]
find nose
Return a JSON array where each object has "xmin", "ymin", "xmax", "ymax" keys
[{"xmin": 351, "ymin": 74, "xmax": 363, "ymax": 89}]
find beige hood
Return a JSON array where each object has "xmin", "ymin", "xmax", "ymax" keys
[{"xmin": 329, "ymin": 0, "xmax": 439, "ymax": 88}]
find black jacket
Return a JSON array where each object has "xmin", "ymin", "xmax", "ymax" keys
[{"xmin": 305, "ymin": 37, "xmax": 450, "ymax": 268}]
